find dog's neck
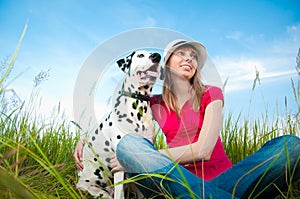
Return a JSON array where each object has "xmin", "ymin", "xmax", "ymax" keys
[{"xmin": 120, "ymin": 77, "xmax": 153, "ymax": 102}]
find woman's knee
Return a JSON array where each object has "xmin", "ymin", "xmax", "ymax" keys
[
  {"xmin": 117, "ymin": 134, "xmax": 142, "ymax": 154},
  {"xmin": 266, "ymin": 135, "xmax": 300, "ymax": 159},
  {"xmin": 263, "ymin": 134, "xmax": 299, "ymax": 147},
  {"xmin": 278, "ymin": 134, "xmax": 300, "ymax": 149}
]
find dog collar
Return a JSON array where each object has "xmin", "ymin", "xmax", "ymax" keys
[{"xmin": 121, "ymin": 90, "xmax": 150, "ymax": 101}]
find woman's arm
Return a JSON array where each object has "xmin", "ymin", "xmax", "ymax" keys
[
  {"xmin": 159, "ymin": 100, "xmax": 223, "ymax": 164},
  {"xmin": 74, "ymin": 139, "xmax": 85, "ymax": 170}
]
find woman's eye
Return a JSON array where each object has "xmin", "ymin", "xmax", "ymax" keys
[
  {"xmin": 176, "ymin": 51, "xmax": 185, "ymax": 56},
  {"xmin": 137, "ymin": 54, "xmax": 144, "ymax": 58},
  {"xmin": 191, "ymin": 54, "xmax": 197, "ymax": 59}
]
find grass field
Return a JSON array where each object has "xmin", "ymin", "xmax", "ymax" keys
[{"xmin": 0, "ymin": 26, "xmax": 299, "ymax": 198}]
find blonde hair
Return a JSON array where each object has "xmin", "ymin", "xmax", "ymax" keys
[{"xmin": 162, "ymin": 66, "xmax": 205, "ymax": 116}]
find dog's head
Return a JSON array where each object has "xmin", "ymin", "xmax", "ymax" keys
[{"xmin": 117, "ymin": 50, "xmax": 162, "ymax": 86}]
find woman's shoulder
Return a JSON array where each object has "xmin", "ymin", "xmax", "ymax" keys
[
  {"xmin": 204, "ymin": 85, "xmax": 223, "ymax": 92},
  {"xmin": 202, "ymin": 85, "xmax": 224, "ymax": 103}
]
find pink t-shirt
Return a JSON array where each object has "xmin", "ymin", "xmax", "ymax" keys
[{"xmin": 150, "ymin": 85, "xmax": 232, "ymax": 180}]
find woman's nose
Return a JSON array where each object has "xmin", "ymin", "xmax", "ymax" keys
[{"xmin": 184, "ymin": 55, "xmax": 192, "ymax": 62}]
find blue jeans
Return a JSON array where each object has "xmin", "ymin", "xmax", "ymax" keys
[{"xmin": 116, "ymin": 134, "xmax": 300, "ymax": 198}]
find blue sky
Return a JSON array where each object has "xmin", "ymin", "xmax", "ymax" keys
[{"xmin": 0, "ymin": 0, "xmax": 299, "ymax": 123}]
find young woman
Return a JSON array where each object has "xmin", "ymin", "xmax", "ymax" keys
[{"xmin": 75, "ymin": 39, "xmax": 300, "ymax": 198}]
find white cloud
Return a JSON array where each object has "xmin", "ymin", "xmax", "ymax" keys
[
  {"xmin": 287, "ymin": 24, "xmax": 300, "ymax": 43},
  {"xmin": 225, "ymin": 31, "xmax": 243, "ymax": 40},
  {"xmin": 213, "ymin": 56, "xmax": 265, "ymax": 91},
  {"xmin": 213, "ymin": 54, "xmax": 298, "ymax": 92},
  {"xmin": 214, "ymin": 23, "xmax": 300, "ymax": 92}
]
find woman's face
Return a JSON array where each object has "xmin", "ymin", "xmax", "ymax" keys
[{"xmin": 167, "ymin": 46, "xmax": 198, "ymax": 81}]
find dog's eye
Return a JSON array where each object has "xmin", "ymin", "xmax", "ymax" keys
[{"xmin": 137, "ymin": 54, "xmax": 144, "ymax": 58}]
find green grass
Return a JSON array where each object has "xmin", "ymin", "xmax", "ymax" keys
[{"xmin": 0, "ymin": 26, "xmax": 299, "ymax": 198}]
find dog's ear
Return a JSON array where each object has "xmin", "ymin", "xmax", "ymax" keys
[
  {"xmin": 159, "ymin": 67, "xmax": 164, "ymax": 80},
  {"xmin": 117, "ymin": 58, "xmax": 126, "ymax": 72},
  {"xmin": 117, "ymin": 51, "xmax": 135, "ymax": 73}
]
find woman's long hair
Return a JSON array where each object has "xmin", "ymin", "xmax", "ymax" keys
[{"xmin": 162, "ymin": 65, "xmax": 205, "ymax": 116}]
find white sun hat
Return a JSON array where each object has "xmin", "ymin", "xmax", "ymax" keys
[{"xmin": 163, "ymin": 39, "xmax": 208, "ymax": 70}]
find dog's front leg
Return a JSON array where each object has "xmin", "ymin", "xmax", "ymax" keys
[{"xmin": 114, "ymin": 171, "xmax": 124, "ymax": 199}]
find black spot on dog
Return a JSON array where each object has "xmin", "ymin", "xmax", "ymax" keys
[
  {"xmin": 132, "ymin": 102, "xmax": 137, "ymax": 109},
  {"xmin": 138, "ymin": 106, "xmax": 143, "ymax": 113},
  {"xmin": 99, "ymin": 123, "xmax": 103, "ymax": 130},
  {"xmin": 97, "ymin": 174, "xmax": 103, "ymax": 179},
  {"xmin": 96, "ymin": 180, "xmax": 104, "ymax": 187},
  {"xmin": 137, "ymin": 112, "xmax": 142, "ymax": 121},
  {"xmin": 104, "ymin": 148, "xmax": 109, "ymax": 152},
  {"xmin": 144, "ymin": 106, "xmax": 148, "ymax": 113},
  {"xmin": 144, "ymin": 85, "xmax": 149, "ymax": 89},
  {"xmin": 119, "ymin": 114, "xmax": 127, "ymax": 118},
  {"xmin": 126, "ymin": 118, "xmax": 133, "ymax": 123},
  {"xmin": 105, "ymin": 157, "xmax": 111, "ymax": 163},
  {"xmin": 94, "ymin": 157, "xmax": 98, "ymax": 162},
  {"xmin": 117, "ymin": 135, "xmax": 121, "ymax": 139},
  {"xmin": 94, "ymin": 169, "xmax": 100, "ymax": 176},
  {"xmin": 114, "ymin": 95, "xmax": 122, "ymax": 108},
  {"xmin": 95, "ymin": 180, "xmax": 100, "ymax": 186},
  {"xmin": 92, "ymin": 136, "xmax": 95, "ymax": 141},
  {"xmin": 131, "ymin": 112, "xmax": 134, "ymax": 117},
  {"xmin": 105, "ymin": 140, "xmax": 110, "ymax": 146},
  {"xmin": 109, "ymin": 122, "xmax": 112, "ymax": 126},
  {"xmin": 85, "ymin": 179, "xmax": 90, "ymax": 182},
  {"xmin": 95, "ymin": 129, "xmax": 98, "ymax": 134}
]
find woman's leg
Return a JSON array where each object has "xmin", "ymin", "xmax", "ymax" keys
[
  {"xmin": 116, "ymin": 134, "xmax": 237, "ymax": 199},
  {"xmin": 210, "ymin": 135, "xmax": 300, "ymax": 199}
]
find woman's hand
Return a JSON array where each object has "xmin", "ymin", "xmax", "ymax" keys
[
  {"xmin": 110, "ymin": 154, "xmax": 124, "ymax": 173},
  {"xmin": 74, "ymin": 139, "xmax": 85, "ymax": 170}
]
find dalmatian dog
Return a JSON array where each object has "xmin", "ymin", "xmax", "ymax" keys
[{"xmin": 76, "ymin": 50, "xmax": 161, "ymax": 198}]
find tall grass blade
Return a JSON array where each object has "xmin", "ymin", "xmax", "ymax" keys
[
  {"xmin": 0, "ymin": 166, "xmax": 36, "ymax": 199},
  {"xmin": 0, "ymin": 22, "xmax": 27, "ymax": 93}
]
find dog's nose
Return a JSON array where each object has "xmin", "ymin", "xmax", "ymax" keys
[{"xmin": 149, "ymin": 53, "xmax": 161, "ymax": 63}]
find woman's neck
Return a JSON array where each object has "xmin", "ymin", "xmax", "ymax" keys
[{"xmin": 172, "ymin": 74, "xmax": 192, "ymax": 108}]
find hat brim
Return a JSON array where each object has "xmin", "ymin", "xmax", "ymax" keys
[{"xmin": 164, "ymin": 40, "xmax": 207, "ymax": 70}]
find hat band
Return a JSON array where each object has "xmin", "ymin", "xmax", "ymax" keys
[{"xmin": 172, "ymin": 40, "xmax": 186, "ymax": 47}]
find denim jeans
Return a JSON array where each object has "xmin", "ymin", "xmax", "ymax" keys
[{"xmin": 116, "ymin": 134, "xmax": 300, "ymax": 199}]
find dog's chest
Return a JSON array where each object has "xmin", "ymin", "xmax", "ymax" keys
[{"xmin": 110, "ymin": 92, "xmax": 154, "ymax": 141}]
